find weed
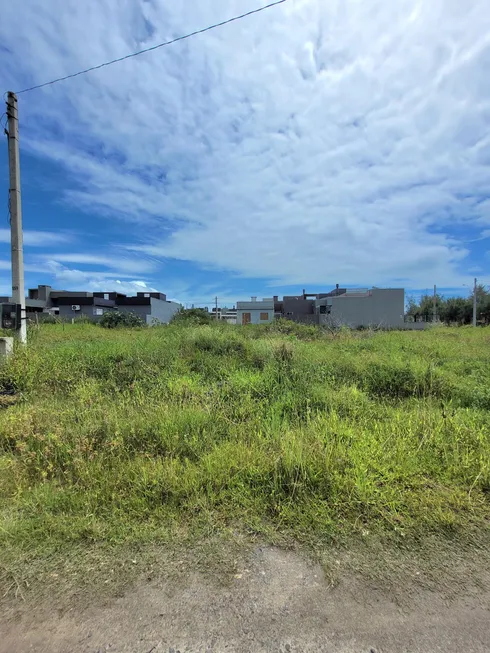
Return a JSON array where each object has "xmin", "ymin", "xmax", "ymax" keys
[{"xmin": 0, "ymin": 323, "xmax": 489, "ymax": 561}]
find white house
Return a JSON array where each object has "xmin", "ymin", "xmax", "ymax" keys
[{"xmin": 236, "ymin": 297, "xmax": 274, "ymax": 325}]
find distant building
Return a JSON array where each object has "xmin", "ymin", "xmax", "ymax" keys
[
  {"xmin": 236, "ymin": 297, "xmax": 274, "ymax": 325},
  {"xmin": 315, "ymin": 288, "xmax": 405, "ymax": 329},
  {"xmin": 211, "ymin": 307, "xmax": 238, "ymax": 324},
  {"xmin": 0, "ymin": 285, "xmax": 180, "ymax": 325},
  {"xmin": 235, "ymin": 286, "xmax": 405, "ymax": 329}
]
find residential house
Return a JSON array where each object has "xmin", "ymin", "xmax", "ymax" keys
[
  {"xmin": 315, "ymin": 287, "xmax": 405, "ymax": 329},
  {"xmin": 2, "ymin": 285, "xmax": 181, "ymax": 325},
  {"xmin": 236, "ymin": 297, "xmax": 274, "ymax": 325},
  {"xmin": 235, "ymin": 286, "xmax": 405, "ymax": 329}
]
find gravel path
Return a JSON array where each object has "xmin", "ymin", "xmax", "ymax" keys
[{"xmin": 2, "ymin": 546, "xmax": 490, "ymax": 653}]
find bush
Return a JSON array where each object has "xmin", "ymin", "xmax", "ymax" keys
[
  {"xmin": 99, "ymin": 311, "xmax": 145, "ymax": 329},
  {"xmin": 171, "ymin": 308, "xmax": 213, "ymax": 326}
]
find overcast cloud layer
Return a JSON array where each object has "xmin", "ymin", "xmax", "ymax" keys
[{"xmin": 1, "ymin": 0, "xmax": 490, "ymax": 292}]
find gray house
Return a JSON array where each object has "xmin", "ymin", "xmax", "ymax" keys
[
  {"xmin": 101, "ymin": 292, "xmax": 180, "ymax": 325},
  {"xmin": 7, "ymin": 285, "xmax": 181, "ymax": 325},
  {"xmin": 235, "ymin": 286, "xmax": 406, "ymax": 329},
  {"xmin": 316, "ymin": 288, "xmax": 405, "ymax": 328}
]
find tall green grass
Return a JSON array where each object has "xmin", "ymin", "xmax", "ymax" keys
[{"xmin": 0, "ymin": 322, "xmax": 489, "ymax": 554}]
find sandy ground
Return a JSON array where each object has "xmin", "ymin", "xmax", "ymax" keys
[{"xmin": 2, "ymin": 546, "xmax": 490, "ymax": 653}]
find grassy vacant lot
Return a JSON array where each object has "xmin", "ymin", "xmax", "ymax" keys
[{"xmin": 1, "ymin": 322, "xmax": 489, "ymax": 571}]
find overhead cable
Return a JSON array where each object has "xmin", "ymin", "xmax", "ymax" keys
[{"xmin": 16, "ymin": 0, "xmax": 286, "ymax": 94}]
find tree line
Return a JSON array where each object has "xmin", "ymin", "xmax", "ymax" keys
[{"xmin": 406, "ymin": 284, "xmax": 490, "ymax": 325}]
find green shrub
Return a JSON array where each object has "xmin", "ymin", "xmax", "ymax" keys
[
  {"xmin": 99, "ymin": 311, "xmax": 145, "ymax": 329},
  {"xmin": 171, "ymin": 307, "xmax": 213, "ymax": 326}
]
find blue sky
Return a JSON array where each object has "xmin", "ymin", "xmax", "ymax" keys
[{"xmin": 1, "ymin": 0, "xmax": 489, "ymax": 307}]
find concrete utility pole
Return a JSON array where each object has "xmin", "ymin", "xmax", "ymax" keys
[
  {"xmin": 433, "ymin": 284, "xmax": 437, "ymax": 323},
  {"xmin": 215, "ymin": 296, "xmax": 219, "ymax": 321},
  {"xmin": 473, "ymin": 277, "xmax": 477, "ymax": 327},
  {"xmin": 6, "ymin": 92, "xmax": 26, "ymax": 343}
]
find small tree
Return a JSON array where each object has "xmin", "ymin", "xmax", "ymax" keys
[
  {"xmin": 418, "ymin": 293, "xmax": 445, "ymax": 322},
  {"xmin": 470, "ymin": 283, "xmax": 489, "ymax": 305},
  {"xmin": 99, "ymin": 311, "xmax": 145, "ymax": 329},
  {"xmin": 469, "ymin": 284, "xmax": 490, "ymax": 324},
  {"xmin": 405, "ymin": 296, "xmax": 423, "ymax": 322},
  {"xmin": 405, "ymin": 296, "xmax": 418, "ymax": 316},
  {"xmin": 440, "ymin": 297, "xmax": 466, "ymax": 325},
  {"xmin": 478, "ymin": 295, "xmax": 490, "ymax": 325}
]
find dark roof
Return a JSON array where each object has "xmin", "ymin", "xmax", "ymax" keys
[
  {"xmin": 50, "ymin": 291, "xmax": 93, "ymax": 298},
  {"xmin": 93, "ymin": 292, "xmax": 127, "ymax": 299},
  {"xmin": 54, "ymin": 296, "xmax": 116, "ymax": 307},
  {"xmin": 137, "ymin": 292, "xmax": 166, "ymax": 301},
  {"xmin": 117, "ymin": 296, "xmax": 151, "ymax": 306}
]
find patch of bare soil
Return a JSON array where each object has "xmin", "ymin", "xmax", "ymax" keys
[{"xmin": 2, "ymin": 543, "xmax": 490, "ymax": 653}]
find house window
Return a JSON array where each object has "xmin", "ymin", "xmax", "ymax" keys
[
  {"xmin": 104, "ymin": 293, "xmax": 109, "ymax": 300},
  {"xmin": 94, "ymin": 308, "xmax": 104, "ymax": 316},
  {"xmin": 144, "ymin": 293, "xmax": 150, "ymax": 298},
  {"xmin": 260, "ymin": 312, "xmax": 269, "ymax": 321}
]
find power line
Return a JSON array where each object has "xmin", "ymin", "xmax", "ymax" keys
[{"xmin": 15, "ymin": 0, "xmax": 286, "ymax": 95}]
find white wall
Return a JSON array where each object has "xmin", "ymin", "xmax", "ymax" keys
[
  {"xmin": 236, "ymin": 299, "xmax": 274, "ymax": 325},
  {"xmin": 236, "ymin": 308, "xmax": 274, "ymax": 325}
]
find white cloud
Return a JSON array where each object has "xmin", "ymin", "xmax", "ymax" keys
[
  {"xmin": 0, "ymin": 260, "xmax": 183, "ymax": 300},
  {"xmin": 42, "ymin": 260, "xmax": 159, "ymax": 295},
  {"xmin": 90, "ymin": 279, "xmax": 160, "ymax": 295},
  {"xmin": 40, "ymin": 252, "xmax": 159, "ymax": 274},
  {"xmin": 1, "ymin": 0, "xmax": 490, "ymax": 287},
  {"xmin": 0, "ymin": 229, "xmax": 72, "ymax": 247},
  {"xmin": 0, "ymin": 258, "xmax": 57, "ymax": 278}
]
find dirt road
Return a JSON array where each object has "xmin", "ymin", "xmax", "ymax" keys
[{"xmin": 2, "ymin": 546, "xmax": 489, "ymax": 653}]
